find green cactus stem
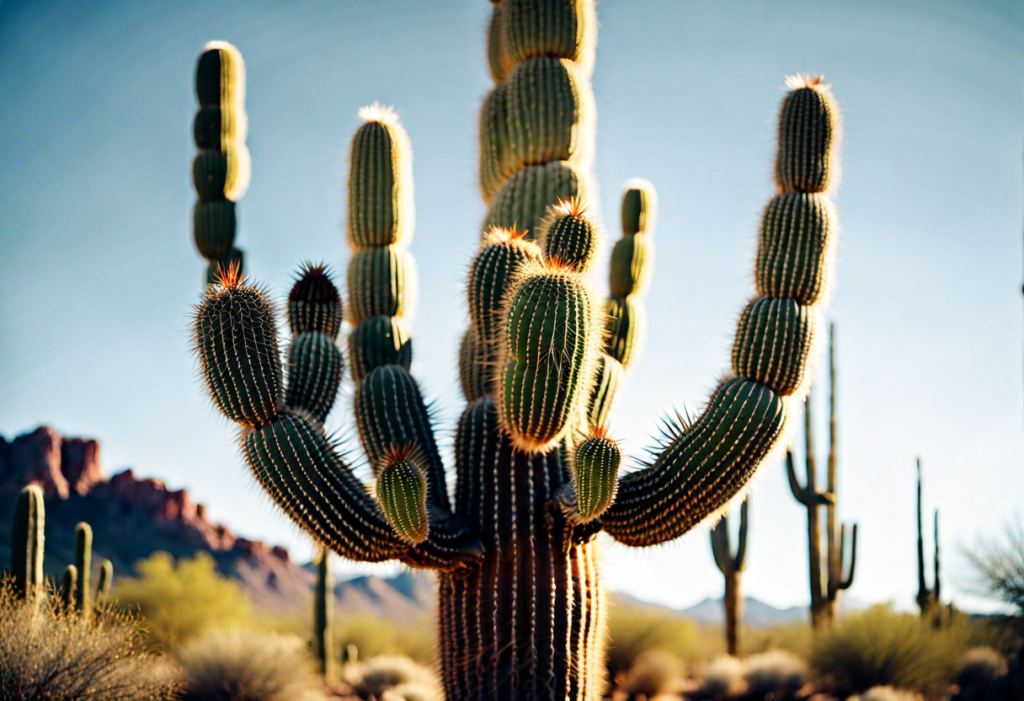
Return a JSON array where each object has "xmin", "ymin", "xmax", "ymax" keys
[
  {"xmin": 502, "ymin": 0, "xmax": 596, "ymax": 75},
  {"xmin": 192, "ymin": 41, "xmax": 249, "ymax": 282},
  {"xmin": 776, "ymin": 75, "xmax": 841, "ymax": 194},
  {"xmin": 11, "ymin": 485, "xmax": 45, "ymax": 603},
  {"xmin": 786, "ymin": 324, "xmax": 857, "ymax": 628},
  {"xmin": 572, "ymin": 428, "xmax": 621, "ymax": 521},
  {"xmin": 540, "ymin": 199, "xmax": 599, "ymax": 273},
  {"xmin": 349, "ymin": 315, "xmax": 412, "ymax": 382},
  {"xmin": 484, "ymin": 160, "xmax": 591, "ymax": 240},
  {"xmin": 74, "ymin": 522, "xmax": 92, "ymax": 618},
  {"xmin": 285, "ymin": 331, "xmax": 343, "ymax": 424},
  {"xmin": 59, "ymin": 565, "xmax": 77, "ymax": 611},
  {"xmin": 487, "ymin": 3, "xmax": 508, "ymax": 83},
  {"xmin": 313, "ymin": 546, "xmax": 336, "ymax": 680},
  {"xmin": 499, "ymin": 261, "xmax": 596, "ymax": 452},
  {"xmin": 288, "ymin": 263, "xmax": 343, "ymax": 339},
  {"xmin": 96, "ymin": 559, "xmax": 113, "ymax": 603},
  {"xmin": 711, "ymin": 497, "xmax": 749, "ymax": 656},
  {"xmin": 347, "ymin": 104, "xmax": 414, "ymax": 249},
  {"xmin": 376, "ymin": 446, "xmax": 430, "ymax": 544},
  {"xmin": 194, "ymin": 263, "xmax": 282, "ymax": 428},
  {"xmin": 916, "ymin": 458, "xmax": 942, "ymax": 626}
]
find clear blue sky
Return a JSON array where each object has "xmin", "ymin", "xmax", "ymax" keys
[{"xmin": 1, "ymin": 0, "xmax": 1021, "ymax": 615}]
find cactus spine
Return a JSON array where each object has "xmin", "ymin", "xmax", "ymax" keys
[
  {"xmin": 710, "ymin": 497, "xmax": 748, "ymax": 656},
  {"xmin": 189, "ymin": 7, "xmax": 845, "ymax": 698},
  {"xmin": 787, "ymin": 324, "xmax": 857, "ymax": 628},
  {"xmin": 74, "ymin": 522, "xmax": 92, "ymax": 619},
  {"xmin": 192, "ymin": 41, "xmax": 250, "ymax": 284},
  {"xmin": 314, "ymin": 546, "xmax": 336, "ymax": 680},
  {"xmin": 11, "ymin": 485, "xmax": 45, "ymax": 604}
]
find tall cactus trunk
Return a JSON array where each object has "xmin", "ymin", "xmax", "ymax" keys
[
  {"xmin": 440, "ymin": 400, "xmax": 604, "ymax": 700},
  {"xmin": 724, "ymin": 573, "xmax": 742, "ymax": 657}
]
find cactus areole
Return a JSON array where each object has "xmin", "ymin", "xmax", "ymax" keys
[{"xmin": 190, "ymin": 4, "xmax": 843, "ymax": 699}]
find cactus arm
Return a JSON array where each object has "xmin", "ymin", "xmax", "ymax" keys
[
  {"xmin": 192, "ymin": 42, "xmax": 250, "ymax": 282},
  {"xmin": 916, "ymin": 457, "xmax": 931, "ymax": 611},
  {"xmin": 74, "ymin": 522, "xmax": 92, "ymax": 618},
  {"xmin": 786, "ymin": 450, "xmax": 831, "ymax": 506},
  {"xmin": 11, "ymin": 485, "xmax": 45, "ymax": 604},
  {"xmin": 735, "ymin": 498, "xmax": 749, "ymax": 571},
  {"xmin": 837, "ymin": 522, "xmax": 857, "ymax": 591},
  {"xmin": 710, "ymin": 514, "xmax": 733, "ymax": 575},
  {"xmin": 59, "ymin": 565, "xmax": 77, "ymax": 610},
  {"xmin": 96, "ymin": 559, "xmax": 113, "ymax": 602},
  {"xmin": 604, "ymin": 76, "xmax": 840, "ymax": 548}
]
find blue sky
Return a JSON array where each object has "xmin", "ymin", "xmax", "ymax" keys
[{"xmin": 1, "ymin": 0, "xmax": 1021, "ymax": 615}]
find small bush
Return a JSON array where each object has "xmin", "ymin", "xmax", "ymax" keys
[
  {"xmin": 176, "ymin": 627, "xmax": 324, "ymax": 701},
  {"xmin": 855, "ymin": 686, "xmax": 924, "ymax": 701},
  {"xmin": 342, "ymin": 655, "xmax": 438, "ymax": 698},
  {"xmin": 115, "ymin": 551, "xmax": 255, "ymax": 650},
  {"xmin": 696, "ymin": 655, "xmax": 747, "ymax": 698},
  {"xmin": 0, "ymin": 579, "xmax": 180, "ymax": 700},
  {"xmin": 606, "ymin": 600, "xmax": 716, "ymax": 683},
  {"xmin": 956, "ymin": 647, "xmax": 1008, "ymax": 689},
  {"xmin": 743, "ymin": 622, "xmax": 814, "ymax": 659},
  {"xmin": 623, "ymin": 649, "xmax": 685, "ymax": 699},
  {"xmin": 744, "ymin": 649, "xmax": 808, "ymax": 699},
  {"xmin": 334, "ymin": 615, "xmax": 437, "ymax": 665},
  {"xmin": 809, "ymin": 605, "xmax": 959, "ymax": 695}
]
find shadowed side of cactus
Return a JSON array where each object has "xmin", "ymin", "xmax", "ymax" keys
[
  {"xmin": 59, "ymin": 565, "xmax": 77, "ymax": 610},
  {"xmin": 314, "ymin": 546, "xmax": 336, "ymax": 681},
  {"xmin": 192, "ymin": 41, "xmax": 250, "ymax": 281},
  {"xmin": 11, "ymin": 485, "xmax": 45, "ymax": 604},
  {"xmin": 711, "ymin": 498, "xmax": 749, "ymax": 656},
  {"xmin": 74, "ymin": 522, "xmax": 92, "ymax": 619}
]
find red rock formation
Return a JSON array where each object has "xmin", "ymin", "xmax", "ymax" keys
[
  {"xmin": 59, "ymin": 438, "xmax": 104, "ymax": 495},
  {"xmin": 0, "ymin": 427, "xmax": 69, "ymax": 498}
]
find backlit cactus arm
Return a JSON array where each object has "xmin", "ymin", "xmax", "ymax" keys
[
  {"xmin": 192, "ymin": 42, "xmax": 250, "ymax": 284},
  {"xmin": 193, "ymin": 269, "xmax": 477, "ymax": 569},
  {"xmin": 587, "ymin": 180, "xmax": 657, "ymax": 428},
  {"xmin": 604, "ymin": 76, "xmax": 840, "ymax": 547},
  {"xmin": 344, "ymin": 107, "xmax": 454, "ymax": 513}
]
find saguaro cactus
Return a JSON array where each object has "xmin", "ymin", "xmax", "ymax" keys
[
  {"xmin": 11, "ymin": 485, "xmax": 45, "ymax": 604},
  {"xmin": 313, "ymin": 546, "xmax": 336, "ymax": 680},
  {"xmin": 787, "ymin": 324, "xmax": 857, "ymax": 628},
  {"xmin": 710, "ymin": 497, "xmax": 748, "ymax": 657},
  {"xmin": 916, "ymin": 458, "xmax": 942, "ymax": 624},
  {"xmin": 74, "ymin": 522, "xmax": 92, "ymax": 618},
  {"xmin": 191, "ymin": 41, "xmax": 250, "ymax": 285},
  {"xmin": 190, "ymin": 4, "xmax": 845, "ymax": 698}
]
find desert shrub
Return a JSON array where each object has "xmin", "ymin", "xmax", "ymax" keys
[
  {"xmin": 963, "ymin": 520, "xmax": 1024, "ymax": 617},
  {"xmin": 854, "ymin": 686, "xmax": 924, "ymax": 701},
  {"xmin": 114, "ymin": 551, "xmax": 254, "ymax": 650},
  {"xmin": 379, "ymin": 683, "xmax": 442, "ymax": 701},
  {"xmin": 696, "ymin": 655, "xmax": 747, "ymax": 698},
  {"xmin": 955, "ymin": 647, "xmax": 1008, "ymax": 689},
  {"xmin": 743, "ymin": 649, "xmax": 808, "ymax": 699},
  {"xmin": 342, "ymin": 655, "xmax": 438, "ymax": 698},
  {"xmin": 743, "ymin": 622, "xmax": 814, "ymax": 659},
  {"xmin": 0, "ymin": 579, "xmax": 181, "ymax": 700},
  {"xmin": 606, "ymin": 601, "xmax": 716, "ymax": 683},
  {"xmin": 623, "ymin": 649, "xmax": 685, "ymax": 699},
  {"xmin": 334, "ymin": 615, "xmax": 436, "ymax": 665},
  {"xmin": 809, "ymin": 605, "xmax": 960, "ymax": 695},
  {"xmin": 176, "ymin": 627, "xmax": 324, "ymax": 701}
]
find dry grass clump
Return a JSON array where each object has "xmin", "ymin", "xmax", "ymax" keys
[
  {"xmin": 743, "ymin": 649, "xmax": 808, "ymax": 699},
  {"xmin": 605, "ymin": 600, "xmax": 713, "ymax": 683},
  {"xmin": 0, "ymin": 579, "xmax": 180, "ymax": 700},
  {"xmin": 342, "ymin": 654, "xmax": 438, "ymax": 699},
  {"xmin": 175, "ymin": 627, "xmax": 324, "ymax": 701},
  {"xmin": 695, "ymin": 655, "xmax": 747, "ymax": 698},
  {"xmin": 623, "ymin": 649, "xmax": 685, "ymax": 699},
  {"xmin": 955, "ymin": 646, "xmax": 1008, "ymax": 689},
  {"xmin": 809, "ymin": 606, "xmax": 961, "ymax": 695}
]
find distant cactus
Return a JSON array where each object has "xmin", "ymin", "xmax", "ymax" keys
[
  {"xmin": 787, "ymin": 324, "xmax": 857, "ymax": 628},
  {"xmin": 188, "ymin": 6, "xmax": 845, "ymax": 698},
  {"xmin": 710, "ymin": 497, "xmax": 748, "ymax": 656},
  {"xmin": 96, "ymin": 559, "xmax": 113, "ymax": 603},
  {"xmin": 313, "ymin": 546, "xmax": 336, "ymax": 681},
  {"xmin": 74, "ymin": 522, "xmax": 92, "ymax": 619},
  {"xmin": 11, "ymin": 485, "xmax": 45, "ymax": 605},
  {"xmin": 59, "ymin": 565, "xmax": 77, "ymax": 610},
  {"xmin": 915, "ymin": 458, "xmax": 943, "ymax": 626},
  {"xmin": 192, "ymin": 41, "xmax": 250, "ymax": 283}
]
